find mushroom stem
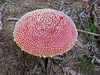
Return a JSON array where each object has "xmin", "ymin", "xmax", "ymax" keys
[
  {"xmin": 47, "ymin": 58, "xmax": 52, "ymax": 75},
  {"xmin": 38, "ymin": 57, "xmax": 46, "ymax": 73},
  {"xmin": 38, "ymin": 57, "xmax": 52, "ymax": 74}
]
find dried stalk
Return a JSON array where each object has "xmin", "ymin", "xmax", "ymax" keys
[{"xmin": 78, "ymin": 29, "xmax": 100, "ymax": 36}]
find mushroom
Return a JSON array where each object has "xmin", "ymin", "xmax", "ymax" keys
[{"xmin": 13, "ymin": 9, "xmax": 78, "ymax": 58}]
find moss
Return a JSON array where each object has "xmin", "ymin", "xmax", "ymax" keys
[
  {"xmin": 52, "ymin": 0, "xmax": 56, "ymax": 3},
  {"xmin": 75, "ymin": 56, "xmax": 95, "ymax": 75},
  {"xmin": 37, "ymin": 7, "xmax": 42, "ymax": 9}
]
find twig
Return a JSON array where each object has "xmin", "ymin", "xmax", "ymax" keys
[
  {"xmin": 0, "ymin": 12, "xmax": 2, "ymax": 30},
  {"xmin": 78, "ymin": 9, "xmax": 87, "ymax": 29},
  {"xmin": 0, "ymin": 42, "xmax": 4, "ymax": 45},
  {"xmin": 0, "ymin": 3, "xmax": 7, "ymax": 30},
  {"xmin": 91, "ymin": 0, "xmax": 99, "ymax": 6},
  {"xmin": 50, "ymin": 64, "xmax": 53, "ymax": 75},
  {"xmin": 52, "ymin": 56, "xmax": 65, "ymax": 61},
  {"xmin": 66, "ymin": 52, "xmax": 77, "ymax": 66},
  {"xmin": 92, "ymin": 55, "xmax": 100, "ymax": 64},
  {"xmin": 33, "ymin": 65, "xmax": 38, "ymax": 73},
  {"xmin": 55, "ymin": 69, "xmax": 62, "ymax": 75},
  {"xmin": 96, "ymin": 12, "xmax": 100, "ymax": 14},
  {"xmin": 59, "ymin": 0, "xmax": 64, "ymax": 11},
  {"xmin": 67, "ymin": 10, "xmax": 72, "ymax": 16},
  {"xmin": 79, "ymin": 10, "xmax": 86, "ymax": 17},
  {"xmin": 6, "ymin": 18, "xmax": 19, "ymax": 21},
  {"xmin": 77, "ymin": 29, "xmax": 100, "ymax": 36}
]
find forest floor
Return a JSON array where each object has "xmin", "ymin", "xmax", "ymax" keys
[{"xmin": 0, "ymin": 0, "xmax": 100, "ymax": 75}]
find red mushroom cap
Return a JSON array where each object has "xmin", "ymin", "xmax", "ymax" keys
[{"xmin": 13, "ymin": 9, "xmax": 78, "ymax": 57}]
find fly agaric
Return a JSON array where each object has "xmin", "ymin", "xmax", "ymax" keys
[{"xmin": 13, "ymin": 9, "xmax": 78, "ymax": 58}]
